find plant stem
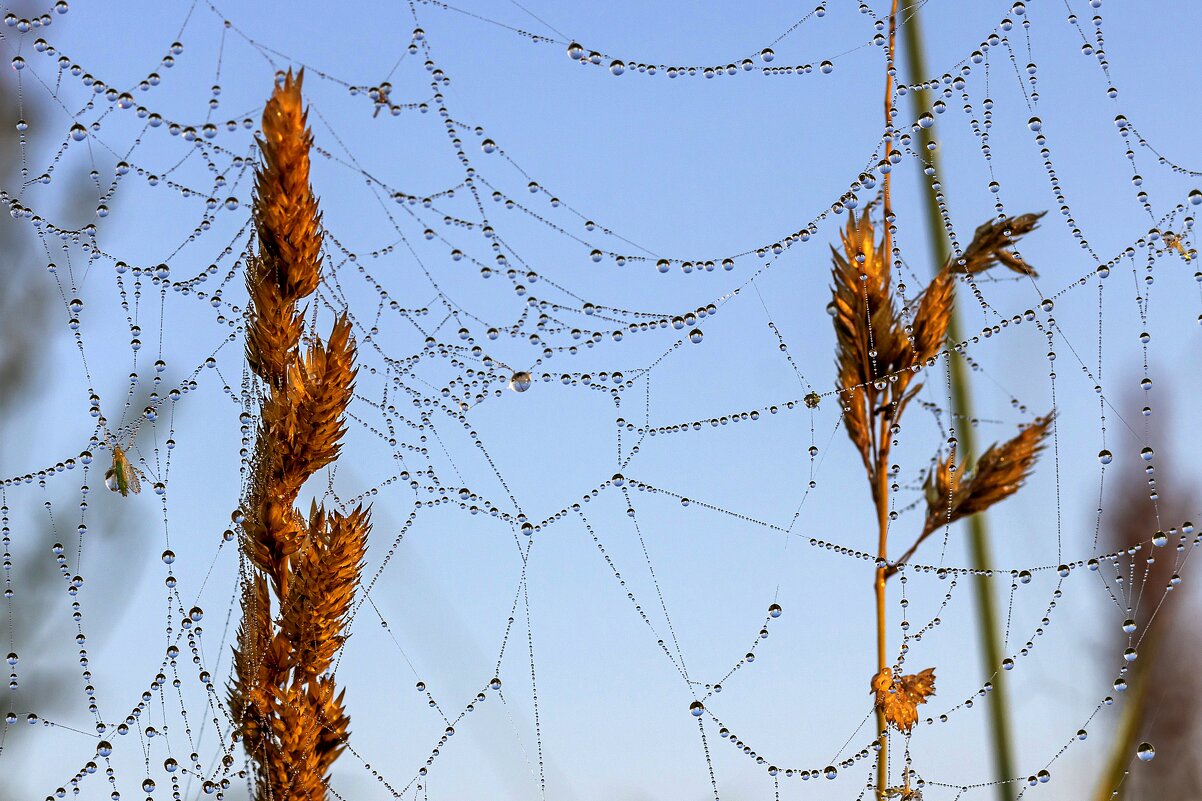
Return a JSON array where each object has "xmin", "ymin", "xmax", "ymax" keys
[
  {"xmin": 901, "ymin": 10, "xmax": 1017, "ymax": 800},
  {"xmin": 874, "ymin": 462, "xmax": 891, "ymax": 798},
  {"xmin": 877, "ymin": 1, "xmax": 900, "ymax": 796}
]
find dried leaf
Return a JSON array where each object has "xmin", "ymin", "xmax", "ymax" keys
[{"xmin": 872, "ymin": 667, "xmax": 937, "ymax": 732}]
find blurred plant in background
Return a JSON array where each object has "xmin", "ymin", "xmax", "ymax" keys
[
  {"xmin": 0, "ymin": 10, "xmax": 145, "ymax": 796},
  {"xmin": 1094, "ymin": 390, "xmax": 1201, "ymax": 800}
]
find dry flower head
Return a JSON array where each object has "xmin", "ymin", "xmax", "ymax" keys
[
  {"xmin": 952, "ymin": 213, "xmax": 1044, "ymax": 276},
  {"xmin": 829, "ymin": 212, "xmax": 953, "ymax": 497},
  {"xmin": 920, "ymin": 414, "xmax": 1054, "ymax": 540},
  {"xmin": 230, "ymin": 69, "xmax": 369, "ymax": 801}
]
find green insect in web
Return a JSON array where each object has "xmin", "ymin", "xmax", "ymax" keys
[{"xmin": 105, "ymin": 443, "xmax": 143, "ymax": 496}]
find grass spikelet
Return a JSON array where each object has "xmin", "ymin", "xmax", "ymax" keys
[
  {"xmin": 919, "ymin": 413, "xmax": 1053, "ymax": 540},
  {"xmin": 907, "ymin": 269, "xmax": 954, "ymax": 367},
  {"xmin": 830, "ymin": 212, "xmax": 909, "ymax": 485},
  {"xmin": 230, "ymin": 69, "xmax": 369, "ymax": 801},
  {"xmin": 953, "ymin": 213, "xmax": 1045, "ymax": 276},
  {"xmin": 830, "ymin": 213, "xmax": 955, "ymax": 492},
  {"xmin": 881, "ymin": 414, "xmax": 1054, "ymax": 573}
]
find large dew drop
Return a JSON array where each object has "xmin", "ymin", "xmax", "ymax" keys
[{"xmin": 508, "ymin": 372, "xmax": 532, "ymax": 392}]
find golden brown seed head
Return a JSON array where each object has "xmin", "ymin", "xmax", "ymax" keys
[
  {"xmin": 952, "ymin": 212, "xmax": 1044, "ymax": 276},
  {"xmin": 232, "ymin": 70, "xmax": 368, "ymax": 801},
  {"xmin": 922, "ymin": 413, "xmax": 1054, "ymax": 539}
]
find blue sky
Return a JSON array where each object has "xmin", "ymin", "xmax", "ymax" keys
[{"xmin": 2, "ymin": 1, "xmax": 1200, "ymax": 799}]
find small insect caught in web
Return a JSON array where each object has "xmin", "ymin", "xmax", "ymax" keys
[{"xmin": 105, "ymin": 442, "xmax": 143, "ymax": 496}]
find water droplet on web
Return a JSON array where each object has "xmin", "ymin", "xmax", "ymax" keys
[
  {"xmin": 1137, "ymin": 742, "xmax": 1155, "ymax": 762},
  {"xmin": 1097, "ymin": 449, "xmax": 1113, "ymax": 465},
  {"xmin": 819, "ymin": 60, "xmax": 834, "ymax": 74},
  {"xmin": 689, "ymin": 701, "xmax": 704, "ymax": 716},
  {"xmin": 509, "ymin": 372, "xmax": 532, "ymax": 392},
  {"xmin": 688, "ymin": 329, "xmax": 704, "ymax": 344},
  {"xmin": 70, "ymin": 123, "xmax": 87, "ymax": 141}
]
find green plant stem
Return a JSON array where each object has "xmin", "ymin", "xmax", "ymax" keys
[{"xmin": 902, "ymin": 10, "xmax": 1017, "ymax": 801}]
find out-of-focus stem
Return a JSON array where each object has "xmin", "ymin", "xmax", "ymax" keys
[{"xmin": 902, "ymin": 10, "xmax": 1017, "ymax": 801}]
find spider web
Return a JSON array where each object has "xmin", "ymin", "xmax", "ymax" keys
[{"xmin": 1, "ymin": 1, "xmax": 1200, "ymax": 800}]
